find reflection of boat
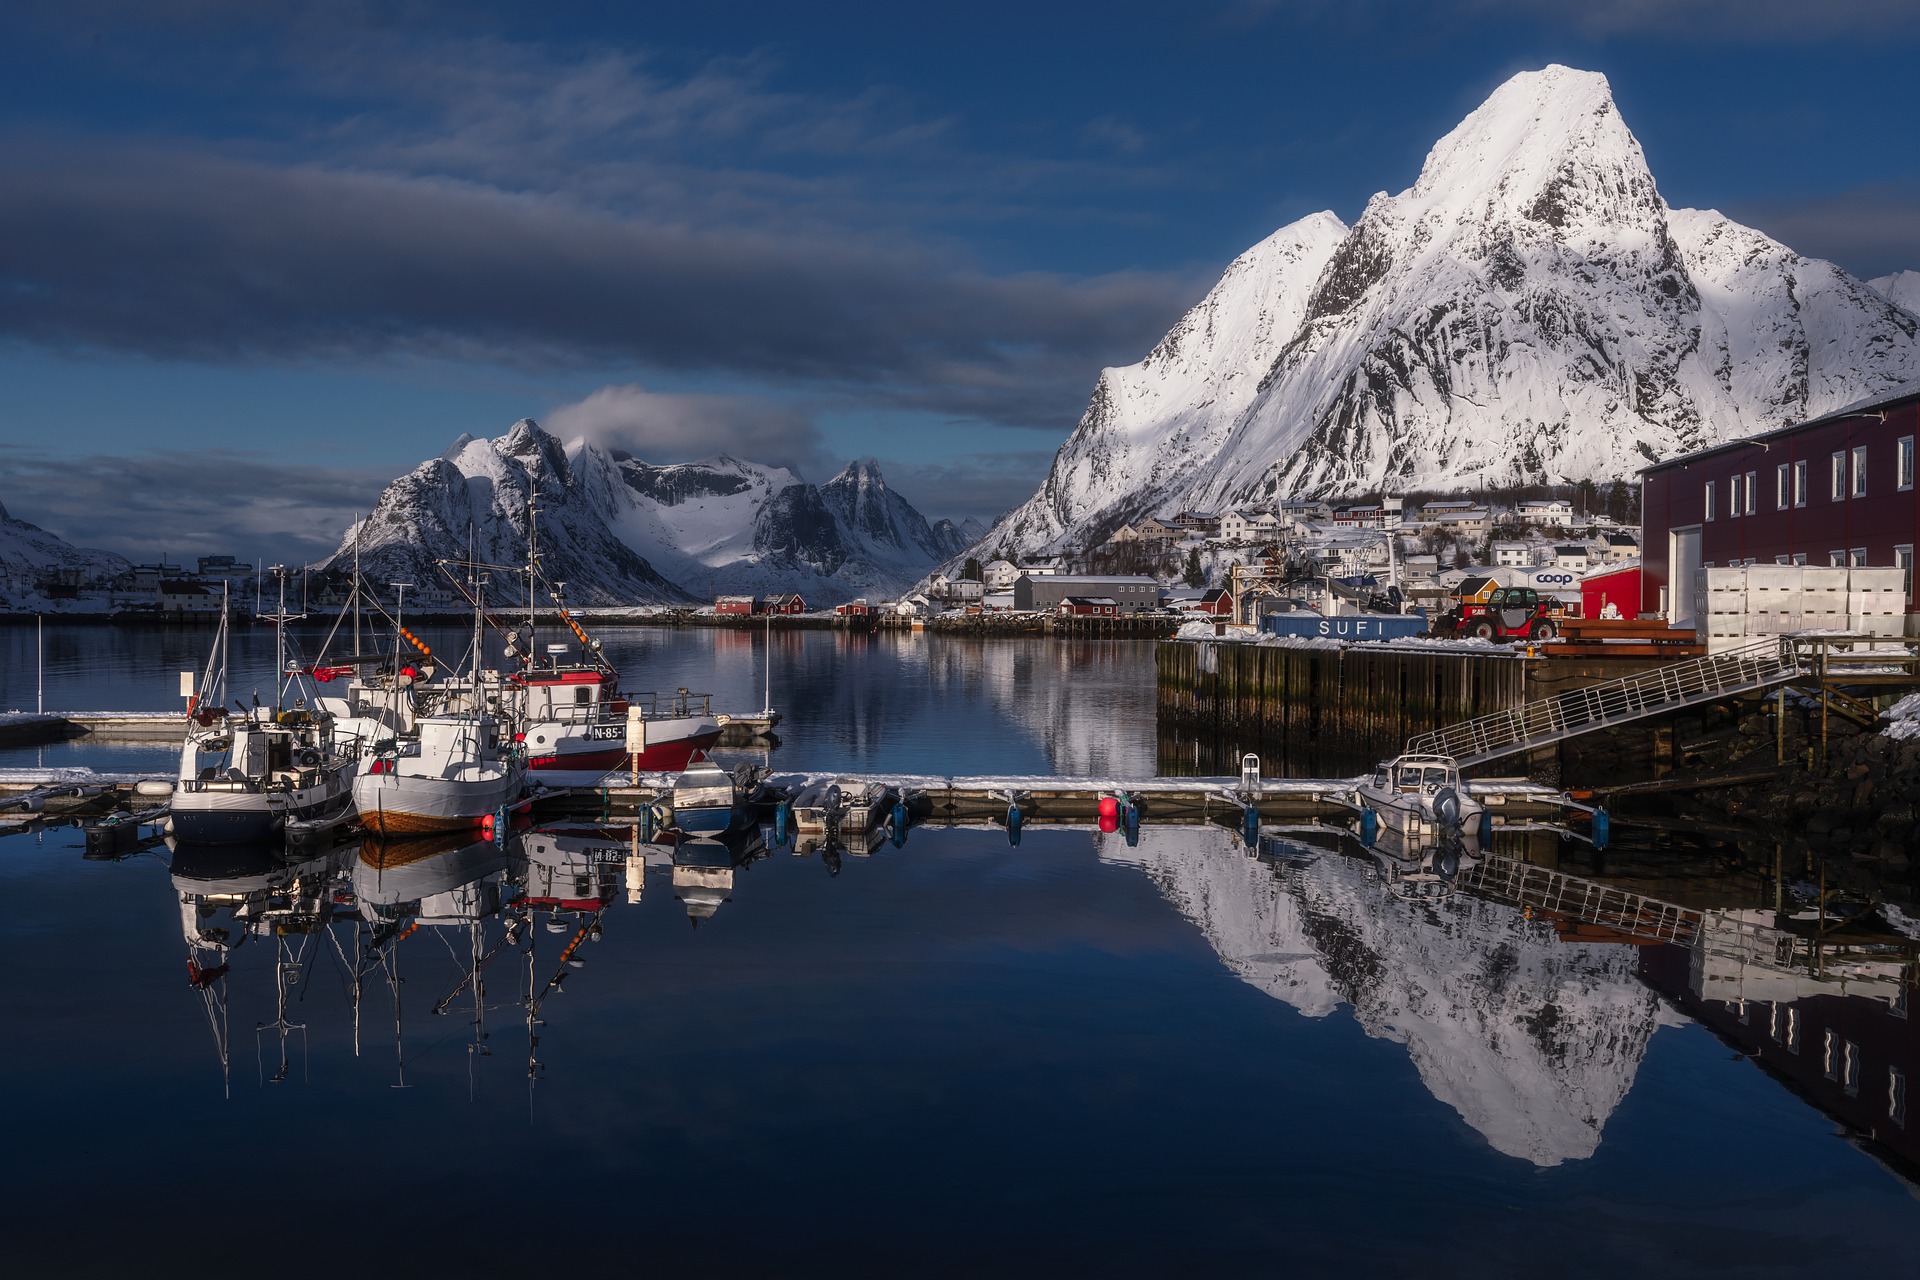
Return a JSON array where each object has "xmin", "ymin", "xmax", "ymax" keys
[
  {"xmin": 670, "ymin": 823, "xmax": 770, "ymax": 926},
  {"xmin": 1367, "ymin": 829, "xmax": 1472, "ymax": 902},
  {"xmin": 520, "ymin": 825, "xmax": 628, "ymax": 909},
  {"xmin": 842, "ymin": 781, "xmax": 899, "ymax": 835},
  {"xmin": 1354, "ymin": 753, "xmax": 1484, "ymax": 839},
  {"xmin": 353, "ymin": 832, "xmax": 510, "ymax": 916}
]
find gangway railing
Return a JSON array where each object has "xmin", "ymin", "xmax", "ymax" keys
[
  {"xmin": 1458, "ymin": 853, "xmax": 1799, "ymax": 956},
  {"xmin": 1404, "ymin": 638, "xmax": 1800, "ymax": 766}
]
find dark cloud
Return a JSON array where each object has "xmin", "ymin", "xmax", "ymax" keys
[
  {"xmin": 1476, "ymin": 0, "xmax": 1920, "ymax": 38},
  {"xmin": 547, "ymin": 383, "xmax": 829, "ymax": 477},
  {"xmin": 1729, "ymin": 182, "xmax": 1920, "ymax": 282},
  {"xmin": 0, "ymin": 448, "xmax": 390, "ymax": 566},
  {"xmin": 0, "ymin": 143, "xmax": 1194, "ymax": 429}
]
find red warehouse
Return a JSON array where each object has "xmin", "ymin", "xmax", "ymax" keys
[{"xmin": 1640, "ymin": 382, "xmax": 1920, "ymax": 631}]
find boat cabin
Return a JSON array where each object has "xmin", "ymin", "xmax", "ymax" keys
[
  {"xmin": 517, "ymin": 669, "xmax": 619, "ymax": 722},
  {"xmin": 1368, "ymin": 755, "xmax": 1462, "ymax": 795}
]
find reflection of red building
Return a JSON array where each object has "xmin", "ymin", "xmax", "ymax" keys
[{"xmin": 1641, "ymin": 945, "xmax": 1917, "ymax": 1177}]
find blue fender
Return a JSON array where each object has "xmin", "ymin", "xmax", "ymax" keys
[
  {"xmin": 774, "ymin": 800, "xmax": 789, "ymax": 846},
  {"xmin": 1592, "ymin": 807, "xmax": 1610, "ymax": 851},
  {"xmin": 1359, "ymin": 807, "xmax": 1379, "ymax": 848},
  {"xmin": 1477, "ymin": 810, "xmax": 1494, "ymax": 848},
  {"xmin": 1006, "ymin": 802, "xmax": 1022, "ymax": 847},
  {"xmin": 1242, "ymin": 805, "xmax": 1260, "ymax": 849}
]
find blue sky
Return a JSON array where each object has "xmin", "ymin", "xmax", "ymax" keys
[{"xmin": 2, "ymin": 0, "xmax": 1917, "ymax": 563}]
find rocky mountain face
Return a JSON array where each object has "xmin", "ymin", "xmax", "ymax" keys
[
  {"xmin": 329, "ymin": 421, "xmax": 956, "ymax": 605},
  {"xmin": 1102, "ymin": 829, "xmax": 1668, "ymax": 1167},
  {"xmin": 0, "ymin": 501, "xmax": 129, "ymax": 584},
  {"xmin": 968, "ymin": 65, "xmax": 1920, "ymax": 562}
]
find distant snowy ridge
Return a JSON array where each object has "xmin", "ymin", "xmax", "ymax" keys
[
  {"xmin": 328, "ymin": 420, "xmax": 959, "ymax": 605},
  {"xmin": 965, "ymin": 65, "xmax": 1920, "ymax": 564},
  {"xmin": 1870, "ymin": 270, "xmax": 1920, "ymax": 318},
  {"xmin": 0, "ymin": 502, "xmax": 129, "ymax": 583}
]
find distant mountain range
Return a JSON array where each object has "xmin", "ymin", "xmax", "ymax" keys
[
  {"xmin": 955, "ymin": 65, "xmax": 1920, "ymax": 566},
  {"xmin": 324, "ymin": 419, "xmax": 982, "ymax": 606},
  {"xmin": 0, "ymin": 502, "xmax": 127, "ymax": 584}
]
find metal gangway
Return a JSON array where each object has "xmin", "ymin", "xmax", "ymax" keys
[
  {"xmin": 1403, "ymin": 638, "xmax": 1802, "ymax": 766},
  {"xmin": 1458, "ymin": 853, "xmax": 1708, "ymax": 945}
]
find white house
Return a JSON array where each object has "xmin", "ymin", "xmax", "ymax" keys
[
  {"xmin": 1519, "ymin": 499, "xmax": 1576, "ymax": 526},
  {"xmin": 982, "ymin": 559, "xmax": 1021, "ymax": 590},
  {"xmin": 1552, "ymin": 544, "xmax": 1592, "ymax": 572},
  {"xmin": 1490, "ymin": 541, "xmax": 1533, "ymax": 568}
]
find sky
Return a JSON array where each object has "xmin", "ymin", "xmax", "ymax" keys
[{"xmin": 1, "ymin": 0, "xmax": 1917, "ymax": 565}]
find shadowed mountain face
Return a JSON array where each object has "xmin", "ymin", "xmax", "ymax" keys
[
  {"xmin": 0, "ymin": 502, "xmax": 129, "ymax": 583},
  {"xmin": 327, "ymin": 424, "xmax": 957, "ymax": 605},
  {"xmin": 964, "ymin": 65, "xmax": 1920, "ymax": 562}
]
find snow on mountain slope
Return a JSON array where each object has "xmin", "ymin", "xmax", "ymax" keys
[
  {"xmin": 0, "ymin": 502, "xmax": 129, "ymax": 583},
  {"xmin": 330, "ymin": 421, "xmax": 958, "ymax": 605},
  {"xmin": 966, "ymin": 66, "xmax": 1920, "ymax": 563},
  {"xmin": 1870, "ymin": 270, "xmax": 1920, "ymax": 316},
  {"xmin": 987, "ymin": 212, "xmax": 1347, "ymax": 552},
  {"xmin": 1103, "ymin": 830, "xmax": 1662, "ymax": 1166}
]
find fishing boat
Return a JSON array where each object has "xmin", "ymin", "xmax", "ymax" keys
[
  {"xmin": 171, "ymin": 575, "xmax": 359, "ymax": 845},
  {"xmin": 352, "ymin": 577, "xmax": 526, "ymax": 835},
  {"xmin": 1353, "ymin": 752, "xmax": 1486, "ymax": 840}
]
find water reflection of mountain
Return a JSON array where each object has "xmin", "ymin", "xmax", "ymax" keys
[{"xmin": 1101, "ymin": 828, "xmax": 1667, "ymax": 1166}]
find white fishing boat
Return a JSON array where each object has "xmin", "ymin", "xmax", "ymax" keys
[
  {"xmin": 171, "ymin": 575, "xmax": 358, "ymax": 845},
  {"xmin": 1353, "ymin": 753, "xmax": 1486, "ymax": 840},
  {"xmin": 351, "ymin": 578, "xmax": 526, "ymax": 835}
]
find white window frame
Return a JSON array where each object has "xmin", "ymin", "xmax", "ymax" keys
[
  {"xmin": 1830, "ymin": 551, "xmax": 1847, "ymax": 568},
  {"xmin": 1832, "ymin": 451, "xmax": 1847, "ymax": 501},
  {"xmin": 1786, "ymin": 1007, "xmax": 1800, "ymax": 1053},
  {"xmin": 1776, "ymin": 462, "xmax": 1790, "ymax": 510},
  {"xmin": 1793, "ymin": 459, "xmax": 1807, "ymax": 507},
  {"xmin": 1746, "ymin": 471, "xmax": 1758, "ymax": 515},
  {"xmin": 1775, "ymin": 554, "xmax": 1792, "ymax": 565},
  {"xmin": 1852, "ymin": 445, "xmax": 1869, "ymax": 497},
  {"xmin": 1843, "ymin": 1040, "xmax": 1861, "ymax": 1097},
  {"xmin": 1728, "ymin": 476, "xmax": 1741, "ymax": 518},
  {"xmin": 1897, "ymin": 545, "xmax": 1914, "ymax": 597},
  {"xmin": 1893, "ymin": 1067, "xmax": 1908, "ymax": 1127},
  {"xmin": 1850, "ymin": 547, "xmax": 1868, "ymax": 568},
  {"xmin": 1901, "ymin": 436, "xmax": 1916, "ymax": 492},
  {"xmin": 1791, "ymin": 552, "xmax": 1808, "ymax": 566},
  {"xmin": 1824, "ymin": 1028, "xmax": 1840, "ymax": 1080},
  {"xmin": 1704, "ymin": 480, "xmax": 1715, "ymax": 521}
]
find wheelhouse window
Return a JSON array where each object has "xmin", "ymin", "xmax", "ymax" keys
[
  {"xmin": 1832, "ymin": 451, "xmax": 1846, "ymax": 501},
  {"xmin": 1852, "ymin": 445, "xmax": 1869, "ymax": 497},
  {"xmin": 1902, "ymin": 437, "xmax": 1916, "ymax": 492},
  {"xmin": 1793, "ymin": 459, "xmax": 1807, "ymax": 507}
]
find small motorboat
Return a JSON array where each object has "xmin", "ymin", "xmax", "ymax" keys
[
  {"xmin": 1353, "ymin": 753, "xmax": 1485, "ymax": 840},
  {"xmin": 790, "ymin": 780, "xmax": 843, "ymax": 837},
  {"xmin": 666, "ymin": 760, "xmax": 756, "ymax": 836}
]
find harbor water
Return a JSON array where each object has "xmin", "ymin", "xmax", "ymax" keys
[{"xmin": 3, "ymin": 624, "xmax": 1918, "ymax": 1276}]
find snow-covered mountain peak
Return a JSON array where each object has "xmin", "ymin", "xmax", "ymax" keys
[
  {"xmin": 1408, "ymin": 67, "xmax": 1646, "ymax": 223},
  {"xmin": 951, "ymin": 65, "xmax": 1920, "ymax": 567}
]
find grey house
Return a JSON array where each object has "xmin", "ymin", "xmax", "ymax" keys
[{"xmin": 1014, "ymin": 573, "xmax": 1161, "ymax": 614}]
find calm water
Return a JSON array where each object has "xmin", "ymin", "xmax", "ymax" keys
[{"xmin": 3, "ymin": 625, "xmax": 1918, "ymax": 1276}]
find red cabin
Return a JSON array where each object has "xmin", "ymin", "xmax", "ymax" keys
[{"xmin": 715, "ymin": 595, "xmax": 759, "ymax": 615}]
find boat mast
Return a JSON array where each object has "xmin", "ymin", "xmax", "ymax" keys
[
  {"xmin": 352, "ymin": 514, "xmax": 362, "ymax": 657},
  {"xmin": 272, "ymin": 565, "xmax": 287, "ymax": 711}
]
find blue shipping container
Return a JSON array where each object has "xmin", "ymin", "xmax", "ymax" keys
[{"xmin": 1260, "ymin": 610, "xmax": 1428, "ymax": 641}]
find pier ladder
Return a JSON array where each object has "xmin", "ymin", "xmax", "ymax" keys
[{"xmin": 1403, "ymin": 638, "xmax": 1801, "ymax": 766}]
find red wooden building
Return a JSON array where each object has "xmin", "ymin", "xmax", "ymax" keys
[
  {"xmin": 764, "ymin": 593, "xmax": 807, "ymax": 615},
  {"xmin": 1640, "ymin": 383, "xmax": 1920, "ymax": 628},
  {"xmin": 1059, "ymin": 596, "xmax": 1118, "ymax": 616},
  {"xmin": 834, "ymin": 600, "xmax": 870, "ymax": 617},
  {"xmin": 715, "ymin": 595, "xmax": 759, "ymax": 615}
]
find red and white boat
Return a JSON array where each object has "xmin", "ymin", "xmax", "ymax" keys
[{"xmin": 512, "ymin": 632, "xmax": 721, "ymax": 788}]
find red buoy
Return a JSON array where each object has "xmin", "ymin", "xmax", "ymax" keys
[{"xmin": 1098, "ymin": 796, "xmax": 1119, "ymax": 820}]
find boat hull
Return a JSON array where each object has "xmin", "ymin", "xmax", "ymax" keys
[
  {"xmin": 525, "ymin": 714, "xmax": 722, "ymax": 787},
  {"xmin": 171, "ymin": 780, "xmax": 354, "ymax": 846},
  {"xmin": 352, "ymin": 768, "xmax": 525, "ymax": 835}
]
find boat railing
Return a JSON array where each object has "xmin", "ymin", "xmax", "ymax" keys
[{"xmin": 627, "ymin": 689, "xmax": 714, "ymax": 719}]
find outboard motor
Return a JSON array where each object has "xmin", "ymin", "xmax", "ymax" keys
[{"xmin": 1433, "ymin": 786, "xmax": 1462, "ymax": 829}]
